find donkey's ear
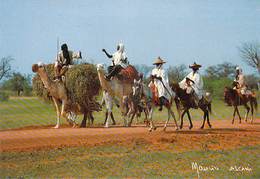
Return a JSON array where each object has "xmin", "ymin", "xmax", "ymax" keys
[
  {"xmin": 134, "ymin": 79, "xmax": 137, "ymax": 83},
  {"xmin": 138, "ymin": 79, "xmax": 141, "ymax": 83}
]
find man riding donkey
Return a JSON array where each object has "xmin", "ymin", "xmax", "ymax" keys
[
  {"xmin": 233, "ymin": 66, "xmax": 252, "ymax": 98},
  {"xmin": 54, "ymin": 43, "xmax": 82, "ymax": 81},
  {"xmin": 179, "ymin": 62, "xmax": 205, "ymax": 108}
]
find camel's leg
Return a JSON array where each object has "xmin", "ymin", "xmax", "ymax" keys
[
  {"xmin": 187, "ymin": 110, "xmax": 193, "ymax": 130},
  {"xmin": 244, "ymin": 103, "xmax": 250, "ymax": 122},
  {"xmin": 52, "ymin": 97, "xmax": 61, "ymax": 129}
]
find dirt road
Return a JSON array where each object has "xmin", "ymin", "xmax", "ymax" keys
[{"xmin": 1, "ymin": 119, "xmax": 259, "ymax": 152}]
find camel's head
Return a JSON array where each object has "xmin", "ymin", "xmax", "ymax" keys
[
  {"xmin": 32, "ymin": 62, "xmax": 45, "ymax": 73},
  {"xmin": 96, "ymin": 63, "xmax": 104, "ymax": 71}
]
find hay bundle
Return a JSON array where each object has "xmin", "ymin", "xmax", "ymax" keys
[{"xmin": 32, "ymin": 64, "xmax": 101, "ymax": 113}]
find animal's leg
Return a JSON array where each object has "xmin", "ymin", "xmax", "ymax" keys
[
  {"xmin": 187, "ymin": 110, "xmax": 193, "ymax": 130},
  {"xmin": 206, "ymin": 110, "xmax": 212, "ymax": 128},
  {"xmin": 232, "ymin": 107, "xmax": 237, "ymax": 124},
  {"xmin": 90, "ymin": 113, "xmax": 94, "ymax": 126},
  {"xmin": 244, "ymin": 103, "xmax": 250, "ymax": 122},
  {"xmin": 169, "ymin": 108, "xmax": 179, "ymax": 130},
  {"xmin": 52, "ymin": 97, "xmax": 61, "ymax": 129},
  {"xmin": 148, "ymin": 107, "xmax": 156, "ymax": 132},
  {"xmin": 68, "ymin": 112, "xmax": 77, "ymax": 128},
  {"xmin": 180, "ymin": 110, "xmax": 186, "ymax": 129},
  {"xmin": 236, "ymin": 107, "xmax": 242, "ymax": 124},
  {"xmin": 200, "ymin": 111, "xmax": 206, "ymax": 129},
  {"xmin": 80, "ymin": 113, "xmax": 87, "ymax": 128},
  {"xmin": 250, "ymin": 101, "xmax": 254, "ymax": 124},
  {"xmin": 163, "ymin": 109, "xmax": 171, "ymax": 131}
]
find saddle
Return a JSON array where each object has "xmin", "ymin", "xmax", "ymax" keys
[{"xmin": 116, "ymin": 65, "xmax": 139, "ymax": 82}]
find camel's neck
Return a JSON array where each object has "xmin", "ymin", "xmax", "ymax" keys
[
  {"xmin": 37, "ymin": 69, "xmax": 53, "ymax": 90},
  {"xmin": 97, "ymin": 69, "xmax": 115, "ymax": 97}
]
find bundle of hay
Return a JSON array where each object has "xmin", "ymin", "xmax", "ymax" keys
[{"xmin": 32, "ymin": 63, "xmax": 101, "ymax": 113}]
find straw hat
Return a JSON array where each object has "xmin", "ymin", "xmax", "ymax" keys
[
  {"xmin": 189, "ymin": 62, "xmax": 202, "ymax": 69},
  {"xmin": 153, "ymin": 56, "xmax": 166, "ymax": 65}
]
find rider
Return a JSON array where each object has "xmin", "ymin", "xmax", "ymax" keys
[
  {"xmin": 179, "ymin": 62, "xmax": 204, "ymax": 108},
  {"xmin": 54, "ymin": 43, "xmax": 82, "ymax": 80},
  {"xmin": 233, "ymin": 66, "xmax": 252, "ymax": 97},
  {"xmin": 149, "ymin": 57, "xmax": 175, "ymax": 111},
  {"xmin": 102, "ymin": 43, "xmax": 129, "ymax": 80}
]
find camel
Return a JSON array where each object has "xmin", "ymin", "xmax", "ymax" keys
[
  {"xmin": 96, "ymin": 64, "xmax": 137, "ymax": 126},
  {"xmin": 32, "ymin": 62, "xmax": 96, "ymax": 128}
]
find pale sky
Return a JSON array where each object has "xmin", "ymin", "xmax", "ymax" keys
[{"xmin": 0, "ymin": 0, "xmax": 260, "ymax": 75}]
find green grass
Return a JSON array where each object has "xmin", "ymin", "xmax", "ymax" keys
[
  {"xmin": 0, "ymin": 97, "xmax": 259, "ymax": 130},
  {"xmin": 1, "ymin": 145, "xmax": 259, "ymax": 178}
]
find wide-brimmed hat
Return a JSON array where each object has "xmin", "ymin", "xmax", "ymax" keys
[
  {"xmin": 153, "ymin": 57, "xmax": 166, "ymax": 65},
  {"xmin": 189, "ymin": 62, "xmax": 202, "ymax": 69}
]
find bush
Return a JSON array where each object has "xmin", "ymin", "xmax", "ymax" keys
[{"xmin": 0, "ymin": 91, "xmax": 9, "ymax": 101}]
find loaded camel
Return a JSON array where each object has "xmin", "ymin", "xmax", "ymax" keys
[{"xmin": 32, "ymin": 62, "xmax": 100, "ymax": 128}]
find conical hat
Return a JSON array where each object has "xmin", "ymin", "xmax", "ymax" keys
[
  {"xmin": 153, "ymin": 57, "xmax": 166, "ymax": 65},
  {"xmin": 189, "ymin": 62, "xmax": 202, "ymax": 69}
]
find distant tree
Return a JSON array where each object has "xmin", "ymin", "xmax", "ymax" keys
[
  {"xmin": 0, "ymin": 56, "xmax": 14, "ymax": 81},
  {"xmin": 245, "ymin": 74, "xmax": 259, "ymax": 90},
  {"xmin": 1, "ymin": 73, "xmax": 32, "ymax": 96},
  {"xmin": 134, "ymin": 64, "xmax": 153, "ymax": 78},
  {"xmin": 239, "ymin": 41, "xmax": 260, "ymax": 73},
  {"xmin": 205, "ymin": 62, "xmax": 236, "ymax": 79},
  {"xmin": 168, "ymin": 64, "xmax": 188, "ymax": 83}
]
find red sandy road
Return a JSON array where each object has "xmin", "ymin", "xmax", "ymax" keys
[{"xmin": 1, "ymin": 119, "xmax": 260, "ymax": 152}]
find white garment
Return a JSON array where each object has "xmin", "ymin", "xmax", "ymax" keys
[
  {"xmin": 55, "ymin": 50, "xmax": 81, "ymax": 66},
  {"xmin": 112, "ymin": 43, "xmax": 128, "ymax": 68},
  {"xmin": 101, "ymin": 91, "xmax": 113, "ymax": 112},
  {"xmin": 149, "ymin": 66, "xmax": 175, "ymax": 100},
  {"xmin": 179, "ymin": 71, "xmax": 204, "ymax": 100},
  {"xmin": 234, "ymin": 68, "xmax": 251, "ymax": 95}
]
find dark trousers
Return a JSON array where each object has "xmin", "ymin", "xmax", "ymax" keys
[{"xmin": 106, "ymin": 65, "xmax": 123, "ymax": 79}]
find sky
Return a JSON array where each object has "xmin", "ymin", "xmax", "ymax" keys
[{"xmin": 0, "ymin": 0, "xmax": 260, "ymax": 75}]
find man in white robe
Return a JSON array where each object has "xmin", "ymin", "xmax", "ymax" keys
[
  {"xmin": 179, "ymin": 62, "xmax": 204, "ymax": 106},
  {"xmin": 233, "ymin": 66, "xmax": 252, "ymax": 96},
  {"xmin": 149, "ymin": 57, "xmax": 175, "ymax": 111},
  {"xmin": 102, "ymin": 43, "xmax": 129, "ymax": 80}
]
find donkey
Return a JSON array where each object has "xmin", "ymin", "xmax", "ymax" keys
[
  {"xmin": 224, "ymin": 87, "xmax": 257, "ymax": 124},
  {"xmin": 170, "ymin": 83, "xmax": 212, "ymax": 129}
]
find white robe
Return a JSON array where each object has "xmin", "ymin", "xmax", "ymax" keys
[
  {"xmin": 112, "ymin": 43, "xmax": 128, "ymax": 68},
  {"xmin": 179, "ymin": 71, "xmax": 204, "ymax": 100},
  {"xmin": 149, "ymin": 67, "xmax": 175, "ymax": 100}
]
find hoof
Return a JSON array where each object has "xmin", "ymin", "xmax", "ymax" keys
[
  {"xmin": 200, "ymin": 126, "xmax": 204, "ymax": 129},
  {"xmin": 180, "ymin": 126, "xmax": 183, "ymax": 130},
  {"xmin": 163, "ymin": 127, "xmax": 166, "ymax": 132},
  {"xmin": 209, "ymin": 124, "xmax": 212, "ymax": 128},
  {"xmin": 53, "ymin": 125, "xmax": 59, "ymax": 129},
  {"xmin": 189, "ymin": 125, "xmax": 193, "ymax": 130}
]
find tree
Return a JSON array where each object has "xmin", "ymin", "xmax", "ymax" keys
[
  {"xmin": 205, "ymin": 62, "xmax": 236, "ymax": 79},
  {"xmin": 239, "ymin": 41, "xmax": 260, "ymax": 73},
  {"xmin": 0, "ymin": 56, "xmax": 14, "ymax": 81},
  {"xmin": 168, "ymin": 64, "xmax": 188, "ymax": 83},
  {"xmin": 1, "ymin": 73, "xmax": 32, "ymax": 96}
]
